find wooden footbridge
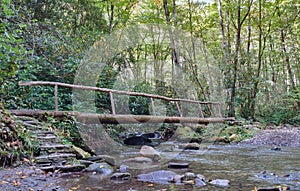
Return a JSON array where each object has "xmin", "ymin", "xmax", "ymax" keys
[{"xmin": 10, "ymin": 81, "xmax": 234, "ymax": 124}]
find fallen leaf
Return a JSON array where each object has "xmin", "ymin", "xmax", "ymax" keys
[
  {"xmin": 13, "ymin": 180, "xmax": 20, "ymax": 186},
  {"xmin": 21, "ymin": 175, "xmax": 27, "ymax": 179},
  {"xmin": 71, "ymin": 185, "xmax": 80, "ymax": 190},
  {"xmin": 0, "ymin": 180, "xmax": 9, "ymax": 184}
]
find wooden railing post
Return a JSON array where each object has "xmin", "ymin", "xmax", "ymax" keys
[
  {"xmin": 150, "ymin": 98, "xmax": 156, "ymax": 116},
  {"xmin": 198, "ymin": 103, "xmax": 204, "ymax": 118},
  {"xmin": 217, "ymin": 103, "xmax": 222, "ymax": 117},
  {"xmin": 109, "ymin": 91, "xmax": 116, "ymax": 115},
  {"xmin": 54, "ymin": 84, "xmax": 58, "ymax": 111},
  {"xmin": 175, "ymin": 101, "xmax": 182, "ymax": 117}
]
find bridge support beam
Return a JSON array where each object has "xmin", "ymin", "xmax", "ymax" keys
[{"xmin": 10, "ymin": 110, "xmax": 234, "ymax": 124}]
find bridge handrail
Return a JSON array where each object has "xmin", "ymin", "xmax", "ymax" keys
[{"xmin": 19, "ymin": 81, "xmax": 222, "ymax": 117}]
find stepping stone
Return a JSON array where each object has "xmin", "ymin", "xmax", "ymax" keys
[
  {"xmin": 178, "ymin": 143, "xmax": 200, "ymax": 150},
  {"xmin": 25, "ymin": 120, "xmax": 43, "ymax": 126},
  {"xmin": 39, "ymin": 166, "xmax": 56, "ymax": 172},
  {"xmin": 111, "ymin": 172, "xmax": 131, "ymax": 181},
  {"xmin": 36, "ymin": 153, "xmax": 76, "ymax": 161},
  {"xmin": 16, "ymin": 116, "xmax": 36, "ymax": 121},
  {"xmin": 40, "ymin": 144, "xmax": 71, "ymax": 150},
  {"xmin": 168, "ymin": 162, "xmax": 189, "ymax": 169},
  {"xmin": 57, "ymin": 164, "xmax": 86, "ymax": 172},
  {"xmin": 22, "ymin": 122, "xmax": 38, "ymax": 128},
  {"xmin": 83, "ymin": 155, "xmax": 116, "ymax": 166},
  {"xmin": 37, "ymin": 135, "xmax": 57, "ymax": 140}
]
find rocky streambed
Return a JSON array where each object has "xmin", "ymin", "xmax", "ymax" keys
[{"xmin": 1, "ymin": 113, "xmax": 300, "ymax": 191}]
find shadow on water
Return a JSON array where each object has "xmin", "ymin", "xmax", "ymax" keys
[{"xmin": 60, "ymin": 144, "xmax": 300, "ymax": 191}]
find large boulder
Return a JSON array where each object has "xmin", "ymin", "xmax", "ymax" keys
[{"xmin": 140, "ymin": 145, "xmax": 161, "ymax": 161}]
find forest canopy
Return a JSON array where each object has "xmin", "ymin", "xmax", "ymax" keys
[{"xmin": 0, "ymin": 0, "xmax": 299, "ymax": 125}]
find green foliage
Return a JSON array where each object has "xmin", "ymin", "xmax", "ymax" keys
[
  {"xmin": 219, "ymin": 125, "xmax": 256, "ymax": 142},
  {"xmin": 0, "ymin": 0, "xmax": 299, "ymax": 126},
  {"xmin": 129, "ymin": 81, "xmax": 152, "ymax": 115},
  {"xmin": 95, "ymin": 65, "xmax": 118, "ymax": 113},
  {"xmin": 256, "ymin": 86, "xmax": 300, "ymax": 125}
]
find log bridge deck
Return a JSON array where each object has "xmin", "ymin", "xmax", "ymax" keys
[{"xmin": 11, "ymin": 81, "xmax": 234, "ymax": 124}]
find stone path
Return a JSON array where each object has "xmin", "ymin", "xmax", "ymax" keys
[{"xmin": 16, "ymin": 116, "xmax": 86, "ymax": 172}]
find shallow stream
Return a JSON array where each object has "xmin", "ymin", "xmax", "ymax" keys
[{"xmin": 61, "ymin": 144, "xmax": 300, "ymax": 190}]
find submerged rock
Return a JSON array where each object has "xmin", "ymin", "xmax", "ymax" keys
[
  {"xmin": 178, "ymin": 142, "xmax": 200, "ymax": 150},
  {"xmin": 137, "ymin": 170, "xmax": 178, "ymax": 184},
  {"xmin": 256, "ymin": 186, "xmax": 290, "ymax": 191},
  {"xmin": 208, "ymin": 179, "xmax": 230, "ymax": 187},
  {"xmin": 124, "ymin": 136, "xmax": 152, "ymax": 146},
  {"xmin": 168, "ymin": 162, "xmax": 189, "ymax": 169},
  {"xmin": 110, "ymin": 172, "xmax": 131, "ymax": 181}
]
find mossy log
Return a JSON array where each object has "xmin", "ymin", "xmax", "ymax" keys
[{"xmin": 10, "ymin": 110, "xmax": 234, "ymax": 124}]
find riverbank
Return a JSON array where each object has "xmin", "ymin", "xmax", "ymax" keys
[{"xmin": 241, "ymin": 125, "xmax": 300, "ymax": 147}]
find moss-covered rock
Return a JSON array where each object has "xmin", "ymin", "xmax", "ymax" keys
[{"xmin": 172, "ymin": 126, "xmax": 202, "ymax": 143}]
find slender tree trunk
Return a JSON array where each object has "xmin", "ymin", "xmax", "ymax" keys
[
  {"xmin": 250, "ymin": 0, "xmax": 262, "ymax": 118},
  {"xmin": 280, "ymin": 30, "xmax": 295, "ymax": 89},
  {"xmin": 108, "ymin": 3, "xmax": 114, "ymax": 34},
  {"xmin": 229, "ymin": 0, "xmax": 242, "ymax": 117},
  {"xmin": 163, "ymin": 0, "xmax": 180, "ymax": 66},
  {"xmin": 218, "ymin": 0, "xmax": 226, "ymax": 50}
]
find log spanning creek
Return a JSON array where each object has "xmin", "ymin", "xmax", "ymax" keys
[{"xmin": 59, "ymin": 144, "xmax": 300, "ymax": 191}]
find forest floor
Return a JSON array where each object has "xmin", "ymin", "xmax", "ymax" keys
[{"xmin": 0, "ymin": 125, "xmax": 299, "ymax": 191}]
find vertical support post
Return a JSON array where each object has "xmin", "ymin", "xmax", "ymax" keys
[
  {"xmin": 217, "ymin": 103, "xmax": 222, "ymax": 117},
  {"xmin": 109, "ymin": 91, "xmax": 116, "ymax": 115},
  {"xmin": 175, "ymin": 101, "xmax": 182, "ymax": 117},
  {"xmin": 54, "ymin": 84, "xmax": 58, "ymax": 111},
  {"xmin": 150, "ymin": 98, "xmax": 156, "ymax": 116},
  {"xmin": 198, "ymin": 103, "xmax": 204, "ymax": 118}
]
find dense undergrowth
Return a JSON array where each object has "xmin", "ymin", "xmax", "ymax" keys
[{"xmin": 0, "ymin": 103, "xmax": 40, "ymax": 167}]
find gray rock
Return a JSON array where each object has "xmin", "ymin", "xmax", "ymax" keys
[
  {"xmin": 140, "ymin": 145, "xmax": 161, "ymax": 161},
  {"xmin": 78, "ymin": 159, "xmax": 94, "ymax": 167},
  {"xmin": 184, "ymin": 172, "xmax": 196, "ymax": 180},
  {"xmin": 83, "ymin": 155, "xmax": 116, "ymax": 166},
  {"xmin": 57, "ymin": 164, "xmax": 86, "ymax": 172},
  {"xmin": 110, "ymin": 172, "xmax": 131, "ymax": 181},
  {"xmin": 119, "ymin": 164, "xmax": 128, "ymax": 173},
  {"xmin": 123, "ymin": 156, "xmax": 153, "ymax": 164},
  {"xmin": 137, "ymin": 170, "xmax": 178, "ymax": 184},
  {"xmin": 195, "ymin": 174, "xmax": 206, "ymax": 187},
  {"xmin": 195, "ymin": 178, "xmax": 206, "ymax": 187},
  {"xmin": 85, "ymin": 162, "xmax": 113, "ymax": 175},
  {"xmin": 256, "ymin": 186, "xmax": 290, "ymax": 191},
  {"xmin": 178, "ymin": 142, "xmax": 200, "ymax": 150},
  {"xmin": 209, "ymin": 179, "xmax": 230, "ymax": 187}
]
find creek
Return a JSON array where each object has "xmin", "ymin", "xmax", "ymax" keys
[{"xmin": 60, "ymin": 144, "xmax": 300, "ymax": 191}]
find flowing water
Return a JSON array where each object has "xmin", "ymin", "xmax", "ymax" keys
[{"xmin": 60, "ymin": 144, "xmax": 300, "ymax": 191}]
